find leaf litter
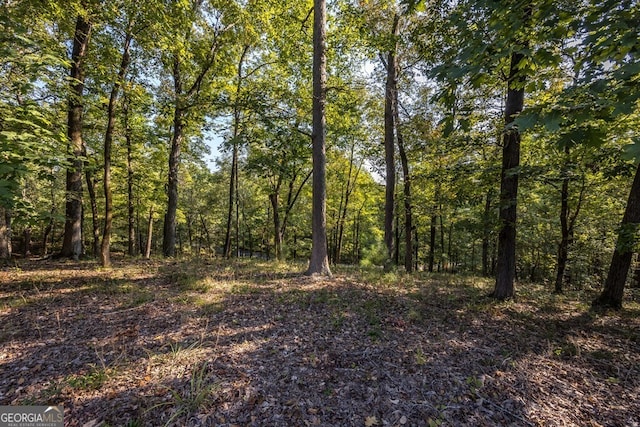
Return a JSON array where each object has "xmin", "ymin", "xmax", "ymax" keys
[{"xmin": 1, "ymin": 258, "xmax": 639, "ymax": 426}]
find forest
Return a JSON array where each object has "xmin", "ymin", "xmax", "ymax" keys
[{"xmin": 1, "ymin": 0, "xmax": 639, "ymax": 425}]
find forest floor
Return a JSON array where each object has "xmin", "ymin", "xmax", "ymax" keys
[{"xmin": 1, "ymin": 258, "xmax": 639, "ymax": 427}]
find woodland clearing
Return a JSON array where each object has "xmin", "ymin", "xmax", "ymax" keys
[{"xmin": 1, "ymin": 258, "xmax": 639, "ymax": 426}]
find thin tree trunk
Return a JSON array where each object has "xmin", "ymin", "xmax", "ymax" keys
[
  {"xmin": 429, "ymin": 212, "xmax": 437, "ymax": 273},
  {"xmin": 269, "ymin": 191, "xmax": 282, "ymax": 260},
  {"xmin": 394, "ymin": 89, "xmax": 412, "ymax": 272},
  {"xmin": 0, "ymin": 207, "xmax": 11, "ymax": 260},
  {"xmin": 61, "ymin": 15, "xmax": 91, "ymax": 260},
  {"xmin": 383, "ymin": 14, "xmax": 400, "ymax": 268},
  {"xmin": 492, "ymin": 48, "xmax": 526, "ymax": 300},
  {"xmin": 85, "ymin": 168, "xmax": 99, "ymax": 257},
  {"xmin": 482, "ymin": 190, "xmax": 492, "ymax": 277},
  {"xmin": 145, "ymin": 206, "xmax": 153, "ymax": 259},
  {"xmin": 593, "ymin": 163, "xmax": 640, "ymax": 309},
  {"xmin": 305, "ymin": 0, "xmax": 331, "ymax": 277},
  {"xmin": 123, "ymin": 94, "xmax": 136, "ymax": 256},
  {"xmin": 101, "ymin": 30, "xmax": 132, "ymax": 267},
  {"xmin": 555, "ymin": 146, "xmax": 571, "ymax": 293}
]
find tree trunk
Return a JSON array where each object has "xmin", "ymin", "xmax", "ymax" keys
[
  {"xmin": 383, "ymin": 14, "xmax": 400, "ymax": 268},
  {"xmin": 145, "ymin": 206, "xmax": 154, "ymax": 259},
  {"xmin": 593, "ymin": 163, "xmax": 640, "ymax": 309},
  {"xmin": 163, "ymin": 83, "xmax": 184, "ymax": 258},
  {"xmin": 394, "ymin": 83, "xmax": 412, "ymax": 272},
  {"xmin": 492, "ymin": 49, "xmax": 526, "ymax": 300},
  {"xmin": 101, "ymin": 31, "xmax": 132, "ymax": 267},
  {"xmin": 555, "ymin": 146, "xmax": 571, "ymax": 293},
  {"xmin": 482, "ymin": 190, "xmax": 492, "ymax": 277},
  {"xmin": 269, "ymin": 192, "xmax": 283, "ymax": 260},
  {"xmin": 124, "ymin": 94, "xmax": 136, "ymax": 256},
  {"xmin": 305, "ymin": 0, "xmax": 331, "ymax": 277},
  {"xmin": 85, "ymin": 168, "xmax": 100, "ymax": 257},
  {"xmin": 428, "ymin": 212, "xmax": 436, "ymax": 273},
  {"xmin": 61, "ymin": 15, "xmax": 92, "ymax": 260},
  {"xmin": 0, "ymin": 207, "xmax": 11, "ymax": 260}
]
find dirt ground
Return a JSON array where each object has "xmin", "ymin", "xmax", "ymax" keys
[{"xmin": 1, "ymin": 258, "xmax": 639, "ymax": 426}]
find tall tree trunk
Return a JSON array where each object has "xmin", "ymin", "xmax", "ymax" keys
[
  {"xmin": 61, "ymin": 15, "xmax": 92, "ymax": 260},
  {"xmin": 593, "ymin": 163, "xmax": 640, "ymax": 309},
  {"xmin": 336, "ymin": 146, "xmax": 361, "ymax": 264},
  {"xmin": 555, "ymin": 146, "xmax": 571, "ymax": 293},
  {"xmin": 124, "ymin": 94, "xmax": 136, "ymax": 256},
  {"xmin": 394, "ymin": 83, "xmax": 412, "ymax": 272},
  {"xmin": 492, "ymin": 48, "xmax": 526, "ymax": 300},
  {"xmin": 305, "ymin": 0, "xmax": 331, "ymax": 277},
  {"xmin": 101, "ymin": 30, "xmax": 132, "ymax": 267},
  {"xmin": 383, "ymin": 14, "xmax": 400, "ymax": 268},
  {"xmin": 223, "ymin": 46, "xmax": 249, "ymax": 259},
  {"xmin": 163, "ymin": 54, "xmax": 184, "ymax": 258}
]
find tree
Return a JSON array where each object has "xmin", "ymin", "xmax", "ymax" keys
[
  {"xmin": 100, "ymin": 23, "xmax": 133, "ymax": 267},
  {"xmin": 60, "ymin": 12, "xmax": 92, "ymax": 260},
  {"xmin": 305, "ymin": 0, "xmax": 331, "ymax": 276}
]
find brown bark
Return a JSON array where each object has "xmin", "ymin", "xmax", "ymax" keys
[
  {"xmin": 593, "ymin": 163, "xmax": 640, "ymax": 309},
  {"xmin": 61, "ymin": 14, "xmax": 92, "ymax": 260},
  {"xmin": 85, "ymin": 168, "xmax": 99, "ymax": 257},
  {"xmin": 0, "ymin": 207, "xmax": 11, "ymax": 260},
  {"xmin": 393, "ymin": 78, "xmax": 412, "ymax": 272},
  {"xmin": 383, "ymin": 14, "xmax": 400, "ymax": 267},
  {"xmin": 101, "ymin": 30, "xmax": 132, "ymax": 267},
  {"xmin": 492, "ymin": 49, "xmax": 526, "ymax": 300},
  {"xmin": 305, "ymin": 0, "xmax": 331, "ymax": 277},
  {"xmin": 124, "ymin": 95, "xmax": 136, "ymax": 256}
]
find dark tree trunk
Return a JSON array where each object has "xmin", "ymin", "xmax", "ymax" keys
[
  {"xmin": 394, "ymin": 91, "xmax": 412, "ymax": 272},
  {"xmin": 492, "ymin": 49, "xmax": 526, "ymax": 300},
  {"xmin": 428, "ymin": 212, "xmax": 437, "ymax": 273},
  {"xmin": 85, "ymin": 168, "xmax": 99, "ymax": 257},
  {"xmin": 305, "ymin": 0, "xmax": 331, "ymax": 276},
  {"xmin": 269, "ymin": 191, "xmax": 283, "ymax": 260},
  {"xmin": 336, "ymin": 145, "xmax": 360, "ymax": 264},
  {"xmin": 61, "ymin": 15, "xmax": 91, "ymax": 260},
  {"xmin": 101, "ymin": 30, "xmax": 132, "ymax": 267},
  {"xmin": 383, "ymin": 14, "xmax": 400, "ymax": 267},
  {"xmin": 482, "ymin": 190, "xmax": 492, "ymax": 276},
  {"xmin": 555, "ymin": 147, "xmax": 571, "ymax": 293},
  {"xmin": 593, "ymin": 163, "xmax": 640, "ymax": 309},
  {"xmin": 163, "ymin": 76, "xmax": 184, "ymax": 258},
  {"xmin": 124, "ymin": 95, "xmax": 136, "ymax": 256},
  {"xmin": 0, "ymin": 207, "xmax": 11, "ymax": 260}
]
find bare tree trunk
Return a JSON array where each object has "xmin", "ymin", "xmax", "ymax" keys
[
  {"xmin": 124, "ymin": 94, "xmax": 136, "ymax": 256},
  {"xmin": 101, "ymin": 30, "xmax": 132, "ymax": 267},
  {"xmin": 269, "ymin": 191, "xmax": 282, "ymax": 260},
  {"xmin": 383, "ymin": 14, "xmax": 400, "ymax": 268},
  {"xmin": 61, "ymin": 15, "xmax": 91, "ymax": 260},
  {"xmin": 492, "ymin": 48, "xmax": 526, "ymax": 300},
  {"xmin": 482, "ymin": 190, "xmax": 492, "ymax": 277},
  {"xmin": 428, "ymin": 212, "xmax": 436, "ymax": 273},
  {"xmin": 0, "ymin": 207, "xmax": 11, "ymax": 260},
  {"xmin": 394, "ymin": 82, "xmax": 412, "ymax": 272},
  {"xmin": 593, "ymin": 163, "xmax": 640, "ymax": 309},
  {"xmin": 336, "ymin": 146, "xmax": 361, "ymax": 264},
  {"xmin": 85, "ymin": 168, "xmax": 99, "ymax": 257},
  {"xmin": 163, "ymin": 71, "xmax": 183, "ymax": 258},
  {"xmin": 305, "ymin": 0, "xmax": 331, "ymax": 277},
  {"xmin": 145, "ymin": 206, "xmax": 153, "ymax": 259}
]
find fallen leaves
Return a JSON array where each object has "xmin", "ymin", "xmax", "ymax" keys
[{"xmin": 0, "ymin": 258, "xmax": 639, "ymax": 426}]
